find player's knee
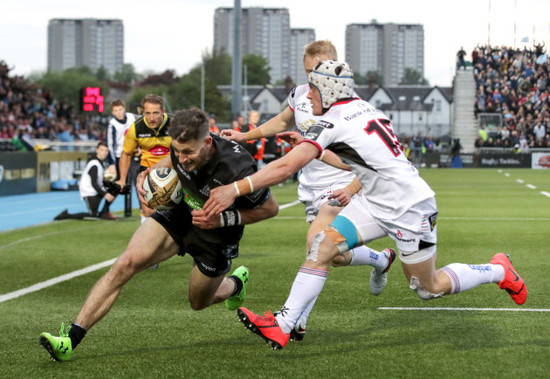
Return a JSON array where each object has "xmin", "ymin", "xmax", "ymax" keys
[
  {"xmin": 409, "ymin": 276, "xmax": 444, "ymax": 300},
  {"xmin": 188, "ymin": 296, "xmax": 209, "ymax": 311},
  {"xmin": 112, "ymin": 253, "xmax": 139, "ymax": 276},
  {"xmin": 307, "ymin": 230, "xmax": 341, "ymax": 263}
]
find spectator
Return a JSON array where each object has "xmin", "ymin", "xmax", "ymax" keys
[
  {"xmin": 233, "ymin": 114, "xmax": 258, "ymax": 159},
  {"xmin": 457, "ymin": 47, "xmax": 467, "ymax": 70},
  {"xmin": 208, "ymin": 113, "xmax": 220, "ymax": 135},
  {"xmin": 533, "ymin": 116, "xmax": 546, "ymax": 141},
  {"xmin": 471, "ymin": 44, "xmax": 549, "ymax": 149}
]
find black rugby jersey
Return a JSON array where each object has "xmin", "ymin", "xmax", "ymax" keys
[{"xmin": 170, "ymin": 134, "xmax": 271, "ymax": 212}]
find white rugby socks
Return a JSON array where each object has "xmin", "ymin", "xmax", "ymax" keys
[
  {"xmin": 441, "ymin": 263, "xmax": 505, "ymax": 293},
  {"xmin": 276, "ymin": 267, "xmax": 328, "ymax": 334},
  {"xmin": 349, "ymin": 246, "xmax": 389, "ymax": 272}
]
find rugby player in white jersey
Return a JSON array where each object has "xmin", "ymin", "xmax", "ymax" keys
[
  {"xmin": 221, "ymin": 41, "xmax": 395, "ymax": 341},
  {"xmin": 205, "ymin": 60, "xmax": 527, "ymax": 350}
]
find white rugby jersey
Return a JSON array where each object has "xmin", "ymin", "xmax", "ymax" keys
[
  {"xmin": 288, "ymin": 84, "xmax": 356, "ymax": 189},
  {"xmin": 301, "ymin": 98, "xmax": 435, "ymax": 219},
  {"xmin": 107, "ymin": 112, "xmax": 136, "ymax": 161}
]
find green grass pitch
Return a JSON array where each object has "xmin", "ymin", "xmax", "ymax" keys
[{"xmin": 0, "ymin": 168, "xmax": 549, "ymax": 377}]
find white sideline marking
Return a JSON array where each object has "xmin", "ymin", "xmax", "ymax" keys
[
  {"xmin": 0, "ymin": 258, "xmax": 116, "ymax": 303},
  {"xmin": 378, "ymin": 307, "xmax": 550, "ymax": 312},
  {"xmin": 0, "ymin": 226, "xmax": 89, "ymax": 251},
  {"xmin": 0, "ymin": 200, "xmax": 302, "ymax": 303},
  {"xmin": 442, "ymin": 217, "xmax": 550, "ymax": 221},
  {"xmin": 503, "ymin": 172, "xmax": 549, "ymax": 199},
  {"xmin": 279, "ymin": 200, "xmax": 301, "ymax": 210}
]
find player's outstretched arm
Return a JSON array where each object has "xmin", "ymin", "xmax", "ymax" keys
[
  {"xmin": 203, "ymin": 143, "xmax": 317, "ymax": 216},
  {"xmin": 220, "ymin": 129, "xmax": 246, "ymax": 142},
  {"xmin": 221, "ymin": 107, "xmax": 295, "ymax": 143}
]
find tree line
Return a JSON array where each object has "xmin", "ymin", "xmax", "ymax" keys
[{"xmin": 30, "ymin": 50, "xmax": 428, "ymax": 123}]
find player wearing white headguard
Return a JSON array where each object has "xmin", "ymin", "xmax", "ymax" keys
[
  {"xmin": 221, "ymin": 41, "xmax": 395, "ymax": 341},
  {"xmin": 205, "ymin": 60, "xmax": 527, "ymax": 350}
]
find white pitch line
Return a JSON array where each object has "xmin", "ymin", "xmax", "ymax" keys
[
  {"xmin": 0, "ymin": 226, "xmax": 90, "ymax": 250},
  {"xmin": 279, "ymin": 200, "xmax": 301, "ymax": 210},
  {"xmin": 0, "ymin": 258, "xmax": 116, "ymax": 303},
  {"xmin": 508, "ymin": 175, "xmax": 549, "ymax": 199},
  {"xmin": 0, "ymin": 200, "xmax": 302, "ymax": 303},
  {"xmin": 378, "ymin": 307, "xmax": 550, "ymax": 312},
  {"xmin": 441, "ymin": 217, "xmax": 550, "ymax": 221}
]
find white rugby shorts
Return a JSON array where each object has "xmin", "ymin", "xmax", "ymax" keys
[{"xmin": 333, "ymin": 196, "xmax": 438, "ymax": 264}]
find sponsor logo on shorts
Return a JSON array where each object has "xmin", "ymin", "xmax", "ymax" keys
[
  {"xmin": 200, "ymin": 262, "xmax": 216, "ymax": 272},
  {"xmin": 395, "ymin": 229, "xmax": 417, "ymax": 243}
]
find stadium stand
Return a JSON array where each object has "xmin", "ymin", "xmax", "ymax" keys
[
  {"xmin": 471, "ymin": 44, "xmax": 550, "ymax": 151},
  {"xmin": 0, "ymin": 60, "xmax": 106, "ymax": 152}
]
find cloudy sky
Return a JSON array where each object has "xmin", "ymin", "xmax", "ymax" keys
[{"xmin": 2, "ymin": 0, "xmax": 549, "ymax": 86}]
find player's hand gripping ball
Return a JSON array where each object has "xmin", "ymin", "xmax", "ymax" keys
[{"xmin": 143, "ymin": 168, "xmax": 183, "ymax": 210}]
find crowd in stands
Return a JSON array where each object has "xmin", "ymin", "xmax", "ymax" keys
[
  {"xmin": 4, "ymin": 42, "xmax": 550, "ymax": 154},
  {"xmin": 0, "ymin": 60, "xmax": 106, "ymax": 151},
  {"xmin": 472, "ymin": 44, "xmax": 550, "ymax": 151}
]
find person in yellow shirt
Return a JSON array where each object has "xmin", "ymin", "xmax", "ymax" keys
[{"xmin": 117, "ymin": 94, "xmax": 172, "ymax": 226}]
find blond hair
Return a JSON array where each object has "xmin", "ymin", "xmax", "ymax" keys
[{"xmin": 304, "ymin": 40, "xmax": 338, "ymax": 61}]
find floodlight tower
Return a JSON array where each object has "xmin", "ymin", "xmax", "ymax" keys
[{"xmin": 231, "ymin": 0, "xmax": 242, "ymax": 119}]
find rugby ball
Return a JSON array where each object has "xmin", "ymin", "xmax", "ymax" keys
[{"xmin": 143, "ymin": 168, "xmax": 183, "ymax": 210}]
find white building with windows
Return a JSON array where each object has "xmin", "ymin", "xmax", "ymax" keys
[
  {"xmin": 48, "ymin": 18, "xmax": 124, "ymax": 74},
  {"xmin": 290, "ymin": 28, "xmax": 316, "ymax": 84},
  {"xmin": 214, "ymin": 7, "xmax": 291, "ymax": 83},
  {"xmin": 218, "ymin": 83, "xmax": 453, "ymax": 138},
  {"xmin": 346, "ymin": 21, "xmax": 424, "ymax": 86},
  {"xmin": 360, "ymin": 86, "xmax": 453, "ymax": 137}
]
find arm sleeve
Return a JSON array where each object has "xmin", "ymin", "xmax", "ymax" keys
[{"xmin": 122, "ymin": 124, "xmax": 138, "ymax": 155}]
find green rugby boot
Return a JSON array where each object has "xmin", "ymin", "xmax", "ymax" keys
[
  {"xmin": 225, "ymin": 265, "xmax": 249, "ymax": 311},
  {"xmin": 39, "ymin": 322, "xmax": 73, "ymax": 361}
]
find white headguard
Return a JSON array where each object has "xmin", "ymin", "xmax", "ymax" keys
[{"xmin": 308, "ymin": 60, "xmax": 355, "ymax": 112}]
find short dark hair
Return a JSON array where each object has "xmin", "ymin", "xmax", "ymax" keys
[
  {"xmin": 142, "ymin": 94, "xmax": 164, "ymax": 108},
  {"xmin": 110, "ymin": 99, "xmax": 125, "ymax": 108},
  {"xmin": 97, "ymin": 141, "xmax": 108, "ymax": 149},
  {"xmin": 169, "ymin": 107, "xmax": 209, "ymax": 143}
]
